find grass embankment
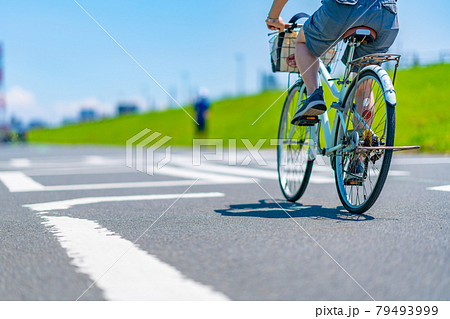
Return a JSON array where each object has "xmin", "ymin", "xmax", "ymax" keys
[{"xmin": 29, "ymin": 64, "xmax": 450, "ymax": 152}]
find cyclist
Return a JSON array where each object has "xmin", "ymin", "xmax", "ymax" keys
[{"xmin": 265, "ymin": 0, "xmax": 399, "ymax": 125}]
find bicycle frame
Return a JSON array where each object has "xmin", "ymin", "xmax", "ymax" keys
[
  {"xmin": 289, "ymin": 42, "xmax": 360, "ymax": 160},
  {"xmin": 276, "ymin": 18, "xmax": 418, "ymax": 212}
]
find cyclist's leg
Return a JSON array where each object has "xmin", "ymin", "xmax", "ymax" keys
[
  {"xmin": 299, "ymin": 0, "xmax": 354, "ymax": 94},
  {"xmin": 295, "ymin": 29, "xmax": 319, "ymax": 96},
  {"xmin": 354, "ymin": 76, "xmax": 374, "ymax": 129},
  {"xmin": 350, "ymin": 7, "xmax": 399, "ymax": 130}
]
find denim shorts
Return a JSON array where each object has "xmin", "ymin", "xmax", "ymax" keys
[{"xmin": 302, "ymin": 0, "xmax": 399, "ymax": 63}]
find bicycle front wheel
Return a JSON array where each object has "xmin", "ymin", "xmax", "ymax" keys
[
  {"xmin": 277, "ymin": 80, "xmax": 314, "ymax": 202},
  {"xmin": 334, "ymin": 69, "xmax": 395, "ymax": 213}
]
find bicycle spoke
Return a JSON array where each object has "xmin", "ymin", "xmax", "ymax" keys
[
  {"xmin": 278, "ymin": 82, "xmax": 312, "ymax": 201},
  {"xmin": 334, "ymin": 70, "xmax": 394, "ymax": 213}
]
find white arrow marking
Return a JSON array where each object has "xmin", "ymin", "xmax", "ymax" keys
[
  {"xmin": 427, "ymin": 185, "xmax": 450, "ymax": 192},
  {"xmin": 41, "ymin": 216, "xmax": 229, "ymax": 300},
  {"xmin": 24, "ymin": 192, "xmax": 225, "ymax": 212}
]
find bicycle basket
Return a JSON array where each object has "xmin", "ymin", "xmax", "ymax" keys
[
  {"xmin": 270, "ymin": 31, "xmax": 299, "ymax": 73},
  {"xmin": 270, "ymin": 31, "xmax": 338, "ymax": 73}
]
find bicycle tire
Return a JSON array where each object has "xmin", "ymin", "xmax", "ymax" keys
[
  {"xmin": 277, "ymin": 80, "xmax": 314, "ymax": 202},
  {"xmin": 334, "ymin": 69, "xmax": 395, "ymax": 214}
]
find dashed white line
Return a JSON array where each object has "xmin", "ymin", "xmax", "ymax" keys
[
  {"xmin": 174, "ymin": 161, "xmax": 278, "ymax": 180},
  {"xmin": 41, "ymin": 215, "xmax": 229, "ymax": 300},
  {"xmin": 392, "ymin": 157, "xmax": 450, "ymax": 165},
  {"xmin": 9, "ymin": 158, "xmax": 31, "ymax": 168},
  {"xmin": 0, "ymin": 170, "xmax": 254, "ymax": 193},
  {"xmin": 427, "ymin": 185, "xmax": 450, "ymax": 192},
  {"xmin": 310, "ymin": 176, "xmax": 335, "ymax": 184},
  {"xmin": 27, "ymin": 179, "xmax": 254, "ymax": 192},
  {"xmin": 387, "ymin": 170, "xmax": 411, "ymax": 177},
  {"xmin": 0, "ymin": 161, "xmax": 413, "ymax": 194},
  {"xmin": 158, "ymin": 165, "xmax": 250, "ymax": 182},
  {"xmin": 26, "ymin": 166, "xmax": 135, "ymax": 176},
  {"xmin": 0, "ymin": 171, "xmax": 45, "ymax": 192},
  {"xmin": 24, "ymin": 192, "xmax": 225, "ymax": 211},
  {"xmin": 83, "ymin": 156, "xmax": 114, "ymax": 165}
]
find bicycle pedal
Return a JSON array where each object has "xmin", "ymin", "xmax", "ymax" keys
[
  {"xmin": 293, "ymin": 116, "xmax": 319, "ymax": 126},
  {"xmin": 344, "ymin": 179, "xmax": 363, "ymax": 186}
]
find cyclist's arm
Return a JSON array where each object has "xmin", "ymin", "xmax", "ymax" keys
[
  {"xmin": 268, "ymin": 0, "xmax": 288, "ymax": 19},
  {"xmin": 266, "ymin": 0, "xmax": 288, "ymax": 32}
]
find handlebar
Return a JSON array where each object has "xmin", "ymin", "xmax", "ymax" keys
[
  {"xmin": 267, "ymin": 12, "xmax": 310, "ymax": 34},
  {"xmin": 267, "ymin": 23, "xmax": 298, "ymax": 36}
]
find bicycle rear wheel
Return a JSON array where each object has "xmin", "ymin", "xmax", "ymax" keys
[
  {"xmin": 277, "ymin": 80, "xmax": 314, "ymax": 202},
  {"xmin": 334, "ymin": 69, "xmax": 395, "ymax": 213}
]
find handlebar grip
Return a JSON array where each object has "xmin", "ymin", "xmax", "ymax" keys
[{"xmin": 289, "ymin": 12, "xmax": 310, "ymax": 24}]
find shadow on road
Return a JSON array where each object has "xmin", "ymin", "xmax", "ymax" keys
[{"xmin": 215, "ymin": 199, "xmax": 374, "ymax": 222}]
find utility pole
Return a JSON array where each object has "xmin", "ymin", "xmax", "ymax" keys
[{"xmin": 0, "ymin": 43, "xmax": 6, "ymax": 130}]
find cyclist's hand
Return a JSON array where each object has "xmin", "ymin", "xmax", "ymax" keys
[{"xmin": 266, "ymin": 16, "xmax": 287, "ymax": 32}]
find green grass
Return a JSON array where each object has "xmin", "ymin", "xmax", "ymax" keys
[
  {"xmin": 29, "ymin": 63, "xmax": 450, "ymax": 153},
  {"xmin": 393, "ymin": 64, "xmax": 450, "ymax": 152}
]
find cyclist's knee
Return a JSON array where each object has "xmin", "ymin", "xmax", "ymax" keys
[{"xmin": 296, "ymin": 28, "xmax": 306, "ymax": 43}]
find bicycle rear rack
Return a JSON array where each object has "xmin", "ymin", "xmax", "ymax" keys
[
  {"xmin": 357, "ymin": 146, "xmax": 420, "ymax": 152},
  {"xmin": 347, "ymin": 54, "xmax": 420, "ymax": 153},
  {"xmin": 345, "ymin": 53, "xmax": 401, "ymax": 85},
  {"xmin": 356, "ymin": 145, "xmax": 421, "ymax": 159}
]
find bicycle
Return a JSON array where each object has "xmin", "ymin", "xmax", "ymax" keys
[{"xmin": 272, "ymin": 14, "xmax": 419, "ymax": 214}]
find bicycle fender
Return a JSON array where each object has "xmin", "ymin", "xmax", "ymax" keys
[{"xmin": 362, "ymin": 65, "xmax": 397, "ymax": 106}]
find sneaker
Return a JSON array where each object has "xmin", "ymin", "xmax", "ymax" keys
[
  {"xmin": 344, "ymin": 160, "xmax": 364, "ymax": 186},
  {"xmin": 291, "ymin": 87, "xmax": 327, "ymax": 126}
]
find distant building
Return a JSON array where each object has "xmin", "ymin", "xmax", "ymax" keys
[
  {"xmin": 79, "ymin": 108, "xmax": 98, "ymax": 122},
  {"xmin": 117, "ymin": 103, "xmax": 138, "ymax": 116},
  {"xmin": 261, "ymin": 73, "xmax": 278, "ymax": 91}
]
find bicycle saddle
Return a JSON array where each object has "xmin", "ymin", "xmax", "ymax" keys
[{"xmin": 343, "ymin": 27, "xmax": 377, "ymax": 44}]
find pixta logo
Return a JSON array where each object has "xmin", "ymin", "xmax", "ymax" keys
[{"xmin": 126, "ymin": 129, "xmax": 172, "ymax": 175}]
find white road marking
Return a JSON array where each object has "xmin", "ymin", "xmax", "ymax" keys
[
  {"xmin": 41, "ymin": 216, "xmax": 229, "ymax": 300},
  {"xmin": 0, "ymin": 158, "xmax": 124, "ymax": 170},
  {"xmin": 427, "ymin": 185, "xmax": 450, "ymax": 192},
  {"xmin": 17, "ymin": 179, "xmax": 253, "ymax": 193},
  {"xmin": 0, "ymin": 170, "xmax": 254, "ymax": 193},
  {"xmin": 172, "ymin": 159, "xmax": 278, "ymax": 180},
  {"xmin": 26, "ymin": 166, "xmax": 136, "ymax": 176},
  {"xmin": 83, "ymin": 156, "xmax": 112, "ymax": 165},
  {"xmin": 158, "ymin": 165, "xmax": 250, "ymax": 182},
  {"xmin": 9, "ymin": 158, "xmax": 31, "ymax": 168},
  {"xmin": 312, "ymin": 165, "xmax": 334, "ymax": 173},
  {"xmin": 388, "ymin": 170, "xmax": 411, "ymax": 177},
  {"xmin": 392, "ymin": 157, "xmax": 450, "ymax": 165},
  {"xmin": 0, "ymin": 171, "xmax": 45, "ymax": 192},
  {"xmin": 24, "ymin": 192, "xmax": 225, "ymax": 212},
  {"xmin": 172, "ymin": 159, "xmax": 412, "ymax": 184},
  {"xmin": 0, "ymin": 163, "xmax": 411, "ymax": 193},
  {"xmin": 309, "ymin": 176, "xmax": 335, "ymax": 184}
]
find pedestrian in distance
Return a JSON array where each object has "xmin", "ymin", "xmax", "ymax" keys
[{"xmin": 194, "ymin": 87, "xmax": 211, "ymax": 138}]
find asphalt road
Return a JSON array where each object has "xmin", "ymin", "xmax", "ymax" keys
[{"xmin": 0, "ymin": 145, "xmax": 448, "ymax": 300}]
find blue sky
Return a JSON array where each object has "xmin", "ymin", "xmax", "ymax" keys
[{"xmin": 1, "ymin": 0, "xmax": 450, "ymax": 124}]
